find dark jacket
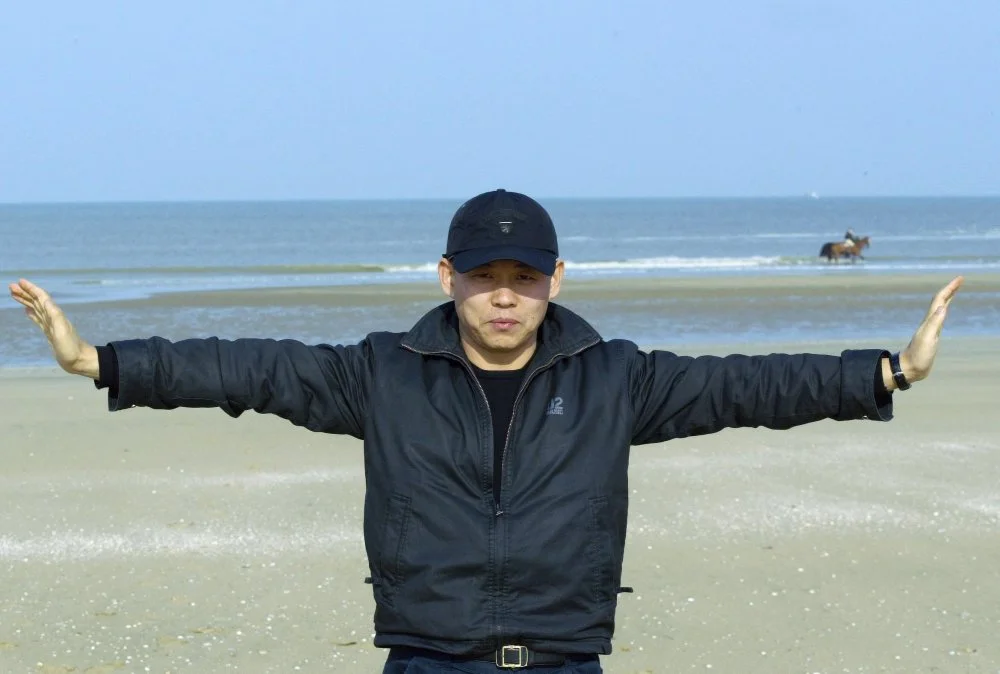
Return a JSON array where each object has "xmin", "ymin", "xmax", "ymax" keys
[{"xmin": 106, "ymin": 301, "xmax": 892, "ymax": 655}]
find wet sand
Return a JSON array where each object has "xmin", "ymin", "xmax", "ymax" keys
[
  {"xmin": 66, "ymin": 271, "xmax": 1000, "ymax": 309},
  {"xmin": 1, "ymin": 330, "xmax": 999, "ymax": 672},
  {"xmin": 4, "ymin": 271, "xmax": 997, "ymax": 371}
]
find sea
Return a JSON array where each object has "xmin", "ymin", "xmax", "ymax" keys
[{"xmin": 2, "ymin": 197, "xmax": 998, "ymax": 367}]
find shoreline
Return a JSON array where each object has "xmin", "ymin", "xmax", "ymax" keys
[
  {"xmin": 43, "ymin": 270, "xmax": 996, "ymax": 309},
  {"xmin": 4, "ymin": 272, "xmax": 995, "ymax": 369}
]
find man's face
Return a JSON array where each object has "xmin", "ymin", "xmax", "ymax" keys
[{"xmin": 438, "ymin": 258, "xmax": 564, "ymax": 369}]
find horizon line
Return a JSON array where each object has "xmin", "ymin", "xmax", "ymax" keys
[{"xmin": 3, "ymin": 193, "xmax": 1000, "ymax": 207}]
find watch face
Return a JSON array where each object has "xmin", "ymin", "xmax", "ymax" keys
[{"xmin": 890, "ymin": 352, "xmax": 910, "ymax": 390}]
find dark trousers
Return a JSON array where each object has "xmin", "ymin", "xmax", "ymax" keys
[{"xmin": 381, "ymin": 647, "xmax": 603, "ymax": 674}]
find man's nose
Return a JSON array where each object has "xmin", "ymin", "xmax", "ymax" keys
[{"xmin": 491, "ymin": 285, "xmax": 517, "ymax": 307}]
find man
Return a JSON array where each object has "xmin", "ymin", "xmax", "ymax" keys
[
  {"xmin": 9, "ymin": 189, "xmax": 963, "ymax": 673},
  {"xmin": 843, "ymin": 227, "xmax": 859, "ymax": 248}
]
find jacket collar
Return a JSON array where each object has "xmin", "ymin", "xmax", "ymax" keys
[{"xmin": 400, "ymin": 301, "xmax": 602, "ymax": 364}]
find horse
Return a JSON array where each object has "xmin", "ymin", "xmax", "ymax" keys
[{"xmin": 819, "ymin": 236, "xmax": 870, "ymax": 263}]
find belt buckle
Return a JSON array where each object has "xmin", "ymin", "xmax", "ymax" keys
[{"xmin": 496, "ymin": 644, "xmax": 528, "ymax": 669}]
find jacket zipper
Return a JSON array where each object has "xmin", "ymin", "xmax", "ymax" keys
[
  {"xmin": 401, "ymin": 343, "xmax": 507, "ymax": 644},
  {"xmin": 402, "ymin": 337, "xmax": 598, "ymax": 645},
  {"xmin": 487, "ymin": 340, "xmax": 595, "ymax": 647},
  {"xmin": 401, "ymin": 345, "xmax": 499, "ymax": 510},
  {"xmin": 494, "ymin": 341, "xmax": 595, "ymax": 512},
  {"xmin": 403, "ymin": 339, "xmax": 597, "ymax": 511}
]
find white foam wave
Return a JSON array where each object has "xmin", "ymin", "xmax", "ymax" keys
[
  {"xmin": 870, "ymin": 232, "xmax": 1000, "ymax": 242},
  {"xmin": 384, "ymin": 262, "xmax": 439, "ymax": 273},
  {"xmin": 377, "ymin": 254, "xmax": 997, "ymax": 274},
  {"xmin": 384, "ymin": 257, "xmax": 784, "ymax": 273},
  {"xmin": 564, "ymin": 255, "xmax": 783, "ymax": 270},
  {"xmin": 831, "ymin": 261, "xmax": 1000, "ymax": 271}
]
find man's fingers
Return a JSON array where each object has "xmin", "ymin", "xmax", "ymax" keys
[
  {"xmin": 924, "ymin": 276, "xmax": 964, "ymax": 321},
  {"xmin": 14, "ymin": 278, "xmax": 35, "ymax": 296},
  {"xmin": 24, "ymin": 307, "xmax": 42, "ymax": 328},
  {"xmin": 923, "ymin": 307, "xmax": 946, "ymax": 338},
  {"xmin": 9, "ymin": 283, "xmax": 32, "ymax": 303},
  {"xmin": 917, "ymin": 293, "xmax": 956, "ymax": 343},
  {"xmin": 941, "ymin": 276, "xmax": 965, "ymax": 303},
  {"xmin": 10, "ymin": 280, "xmax": 65, "ymax": 332},
  {"xmin": 932, "ymin": 278, "xmax": 959, "ymax": 307},
  {"xmin": 41, "ymin": 296, "xmax": 59, "ymax": 317},
  {"xmin": 934, "ymin": 276, "xmax": 964, "ymax": 306},
  {"xmin": 18, "ymin": 278, "xmax": 41, "ymax": 292},
  {"xmin": 11, "ymin": 280, "xmax": 58, "ymax": 315},
  {"xmin": 18, "ymin": 278, "xmax": 51, "ymax": 304},
  {"xmin": 10, "ymin": 281, "xmax": 39, "ymax": 305}
]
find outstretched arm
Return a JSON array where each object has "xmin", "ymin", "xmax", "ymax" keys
[
  {"xmin": 9, "ymin": 278, "xmax": 371, "ymax": 436},
  {"xmin": 628, "ymin": 276, "xmax": 964, "ymax": 445}
]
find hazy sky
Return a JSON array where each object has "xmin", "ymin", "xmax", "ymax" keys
[{"xmin": 2, "ymin": 1, "xmax": 998, "ymax": 202}]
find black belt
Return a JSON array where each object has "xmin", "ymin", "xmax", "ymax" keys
[
  {"xmin": 471, "ymin": 644, "xmax": 567, "ymax": 668},
  {"xmin": 389, "ymin": 645, "xmax": 577, "ymax": 669}
]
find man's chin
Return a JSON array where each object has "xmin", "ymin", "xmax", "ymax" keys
[{"xmin": 482, "ymin": 334, "xmax": 530, "ymax": 353}]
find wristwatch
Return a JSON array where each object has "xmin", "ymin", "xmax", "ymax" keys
[{"xmin": 889, "ymin": 352, "xmax": 911, "ymax": 391}]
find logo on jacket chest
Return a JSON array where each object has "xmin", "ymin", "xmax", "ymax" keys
[{"xmin": 545, "ymin": 396, "xmax": 564, "ymax": 416}]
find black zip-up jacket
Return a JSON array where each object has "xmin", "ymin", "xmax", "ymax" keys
[{"xmin": 103, "ymin": 302, "xmax": 892, "ymax": 655}]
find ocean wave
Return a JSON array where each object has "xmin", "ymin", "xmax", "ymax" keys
[
  {"xmin": 10, "ymin": 264, "xmax": 391, "ymax": 276},
  {"xmin": 550, "ymin": 231, "xmax": 1000, "ymax": 243},
  {"xmin": 17, "ymin": 253, "xmax": 1000, "ymax": 287},
  {"xmin": 384, "ymin": 263, "xmax": 440, "ymax": 273},
  {"xmin": 374, "ymin": 256, "xmax": 789, "ymax": 272},
  {"xmin": 563, "ymin": 256, "xmax": 784, "ymax": 270}
]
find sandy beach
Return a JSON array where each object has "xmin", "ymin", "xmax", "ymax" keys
[{"xmin": 2, "ymin": 280, "xmax": 999, "ymax": 672}]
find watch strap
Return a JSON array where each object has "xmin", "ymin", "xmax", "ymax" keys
[{"xmin": 889, "ymin": 352, "xmax": 911, "ymax": 391}]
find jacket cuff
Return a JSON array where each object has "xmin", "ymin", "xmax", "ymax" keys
[
  {"xmin": 105, "ymin": 339, "xmax": 153, "ymax": 411},
  {"xmin": 836, "ymin": 349, "xmax": 893, "ymax": 422}
]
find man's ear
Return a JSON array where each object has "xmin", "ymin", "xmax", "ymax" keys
[
  {"xmin": 548, "ymin": 260, "xmax": 565, "ymax": 300},
  {"xmin": 438, "ymin": 258, "xmax": 455, "ymax": 298}
]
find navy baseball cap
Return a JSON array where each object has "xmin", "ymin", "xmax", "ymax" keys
[{"xmin": 444, "ymin": 189, "xmax": 559, "ymax": 275}]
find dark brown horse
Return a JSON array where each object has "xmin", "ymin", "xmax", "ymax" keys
[{"xmin": 819, "ymin": 236, "xmax": 870, "ymax": 263}]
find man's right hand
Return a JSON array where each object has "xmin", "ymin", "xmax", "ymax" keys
[{"xmin": 8, "ymin": 278, "xmax": 100, "ymax": 379}]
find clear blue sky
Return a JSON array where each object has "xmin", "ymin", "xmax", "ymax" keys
[{"xmin": 2, "ymin": 1, "xmax": 998, "ymax": 202}]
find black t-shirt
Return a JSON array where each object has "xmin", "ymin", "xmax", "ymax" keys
[{"xmin": 470, "ymin": 364, "xmax": 526, "ymax": 507}]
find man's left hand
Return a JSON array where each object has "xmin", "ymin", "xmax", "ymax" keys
[{"xmin": 897, "ymin": 275, "xmax": 964, "ymax": 385}]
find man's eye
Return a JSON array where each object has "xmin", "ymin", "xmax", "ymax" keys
[{"xmin": 518, "ymin": 274, "xmax": 538, "ymax": 282}]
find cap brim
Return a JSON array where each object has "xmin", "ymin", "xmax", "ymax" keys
[{"xmin": 449, "ymin": 245, "xmax": 557, "ymax": 276}]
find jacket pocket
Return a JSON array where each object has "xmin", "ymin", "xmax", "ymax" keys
[
  {"xmin": 377, "ymin": 492, "xmax": 413, "ymax": 608},
  {"xmin": 586, "ymin": 495, "xmax": 615, "ymax": 605}
]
